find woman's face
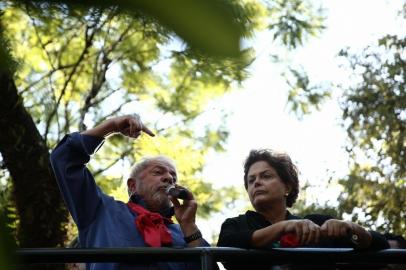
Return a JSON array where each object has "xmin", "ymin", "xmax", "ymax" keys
[{"xmin": 246, "ymin": 161, "xmax": 290, "ymax": 210}]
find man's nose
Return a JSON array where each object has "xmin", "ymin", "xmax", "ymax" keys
[{"xmin": 161, "ymin": 173, "xmax": 174, "ymax": 184}]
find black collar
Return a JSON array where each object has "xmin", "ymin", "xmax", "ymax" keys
[{"xmin": 245, "ymin": 210, "xmax": 301, "ymax": 225}]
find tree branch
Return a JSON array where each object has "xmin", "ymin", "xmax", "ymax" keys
[
  {"xmin": 43, "ymin": 23, "xmax": 97, "ymax": 142},
  {"xmin": 93, "ymin": 147, "xmax": 133, "ymax": 177}
]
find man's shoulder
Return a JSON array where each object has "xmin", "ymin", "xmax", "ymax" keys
[
  {"xmin": 94, "ymin": 194, "xmax": 130, "ymax": 216},
  {"xmin": 103, "ymin": 196, "xmax": 128, "ymax": 209}
]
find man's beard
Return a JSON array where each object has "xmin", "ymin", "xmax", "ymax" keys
[{"xmin": 144, "ymin": 191, "xmax": 172, "ymax": 216}]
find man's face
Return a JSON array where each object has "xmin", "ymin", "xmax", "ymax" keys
[{"xmin": 133, "ymin": 159, "xmax": 177, "ymax": 211}]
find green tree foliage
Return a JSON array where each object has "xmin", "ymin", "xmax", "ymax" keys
[
  {"xmin": 0, "ymin": 21, "xmax": 16, "ymax": 74},
  {"xmin": 266, "ymin": 0, "xmax": 329, "ymax": 117},
  {"xmin": 292, "ymin": 182, "xmax": 342, "ymax": 218},
  {"xmin": 14, "ymin": 0, "xmax": 246, "ymax": 57},
  {"xmin": 0, "ymin": 212, "xmax": 16, "ymax": 270},
  {"xmin": 293, "ymin": 201, "xmax": 341, "ymax": 219},
  {"xmin": 267, "ymin": 0, "xmax": 325, "ymax": 49},
  {"xmin": 0, "ymin": 0, "xmax": 326, "ymax": 251},
  {"xmin": 337, "ymin": 31, "xmax": 406, "ymax": 235},
  {"xmin": 284, "ymin": 66, "xmax": 331, "ymax": 118}
]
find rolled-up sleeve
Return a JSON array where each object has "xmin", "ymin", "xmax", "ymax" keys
[{"xmin": 50, "ymin": 132, "xmax": 105, "ymax": 229}]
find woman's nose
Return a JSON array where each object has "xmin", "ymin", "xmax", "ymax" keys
[{"xmin": 253, "ymin": 177, "xmax": 261, "ymax": 187}]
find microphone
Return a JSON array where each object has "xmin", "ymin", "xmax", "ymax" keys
[{"xmin": 166, "ymin": 185, "xmax": 189, "ymax": 200}]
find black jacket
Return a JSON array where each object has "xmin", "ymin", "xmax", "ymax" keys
[{"xmin": 217, "ymin": 211, "xmax": 389, "ymax": 270}]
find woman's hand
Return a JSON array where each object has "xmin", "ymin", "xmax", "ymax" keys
[
  {"xmin": 321, "ymin": 219, "xmax": 373, "ymax": 249},
  {"xmin": 251, "ymin": 219, "xmax": 321, "ymax": 248},
  {"xmin": 283, "ymin": 219, "xmax": 321, "ymax": 246},
  {"xmin": 320, "ymin": 219, "xmax": 352, "ymax": 238}
]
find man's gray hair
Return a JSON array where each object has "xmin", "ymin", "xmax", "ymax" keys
[{"xmin": 129, "ymin": 155, "xmax": 176, "ymax": 180}]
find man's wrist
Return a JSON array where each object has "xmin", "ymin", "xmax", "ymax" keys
[
  {"xmin": 180, "ymin": 223, "xmax": 198, "ymax": 236},
  {"xmin": 81, "ymin": 121, "xmax": 116, "ymax": 138},
  {"xmin": 184, "ymin": 230, "xmax": 202, "ymax": 244}
]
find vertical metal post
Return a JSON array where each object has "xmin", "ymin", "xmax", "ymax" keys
[{"xmin": 200, "ymin": 249, "xmax": 214, "ymax": 270}]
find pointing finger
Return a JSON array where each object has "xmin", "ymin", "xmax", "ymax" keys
[
  {"xmin": 141, "ymin": 124, "xmax": 155, "ymax": 137},
  {"xmin": 129, "ymin": 118, "xmax": 135, "ymax": 137}
]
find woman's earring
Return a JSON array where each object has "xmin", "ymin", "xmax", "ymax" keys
[{"xmin": 285, "ymin": 192, "xmax": 289, "ymax": 197}]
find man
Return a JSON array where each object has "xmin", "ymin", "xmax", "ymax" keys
[{"xmin": 50, "ymin": 115, "xmax": 207, "ymax": 270}]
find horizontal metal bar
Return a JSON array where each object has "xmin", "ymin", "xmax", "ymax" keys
[
  {"xmin": 15, "ymin": 247, "xmax": 406, "ymax": 264},
  {"xmin": 16, "ymin": 247, "xmax": 203, "ymax": 263},
  {"xmin": 214, "ymin": 248, "xmax": 406, "ymax": 264}
]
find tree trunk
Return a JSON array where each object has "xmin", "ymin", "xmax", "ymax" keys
[{"xmin": 0, "ymin": 72, "xmax": 68, "ymax": 248}]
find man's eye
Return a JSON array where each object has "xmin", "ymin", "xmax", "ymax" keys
[{"xmin": 248, "ymin": 178, "xmax": 255, "ymax": 184}]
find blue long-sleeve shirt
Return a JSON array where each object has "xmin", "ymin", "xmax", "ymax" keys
[{"xmin": 50, "ymin": 132, "xmax": 207, "ymax": 270}]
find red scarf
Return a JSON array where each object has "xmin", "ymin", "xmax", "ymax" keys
[{"xmin": 127, "ymin": 202, "xmax": 173, "ymax": 247}]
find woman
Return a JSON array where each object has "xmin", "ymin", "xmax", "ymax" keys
[{"xmin": 217, "ymin": 149, "xmax": 389, "ymax": 269}]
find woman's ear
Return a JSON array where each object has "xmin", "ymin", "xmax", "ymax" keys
[{"xmin": 285, "ymin": 185, "xmax": 292, "ymax": 196}]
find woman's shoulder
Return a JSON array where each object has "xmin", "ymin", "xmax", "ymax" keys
[
  {"xmin": 222, "ymin": 212, "xmax": 248, "ymax": 223},
  {"xmin": 220, "ymin": 210, "xmax": 258, "ymax": 226}
]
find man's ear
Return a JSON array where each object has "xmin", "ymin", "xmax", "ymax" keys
[{"xmin": 127, "ymin": 178, "xmax": 137, "ymax": 194}]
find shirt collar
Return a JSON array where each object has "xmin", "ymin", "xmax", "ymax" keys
[{"xmin": 246, "ymin": 209, "xmax": 301, "ymax": 225}]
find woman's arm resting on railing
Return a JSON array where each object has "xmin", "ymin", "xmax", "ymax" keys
[{"xmin": 320, "ymin": 219, "xmax": 389, "ymax": 250}]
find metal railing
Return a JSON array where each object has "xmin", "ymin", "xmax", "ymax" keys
[{"xmin": 16, "ymin": 247, "xmax": 406, "ymax": 270}]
